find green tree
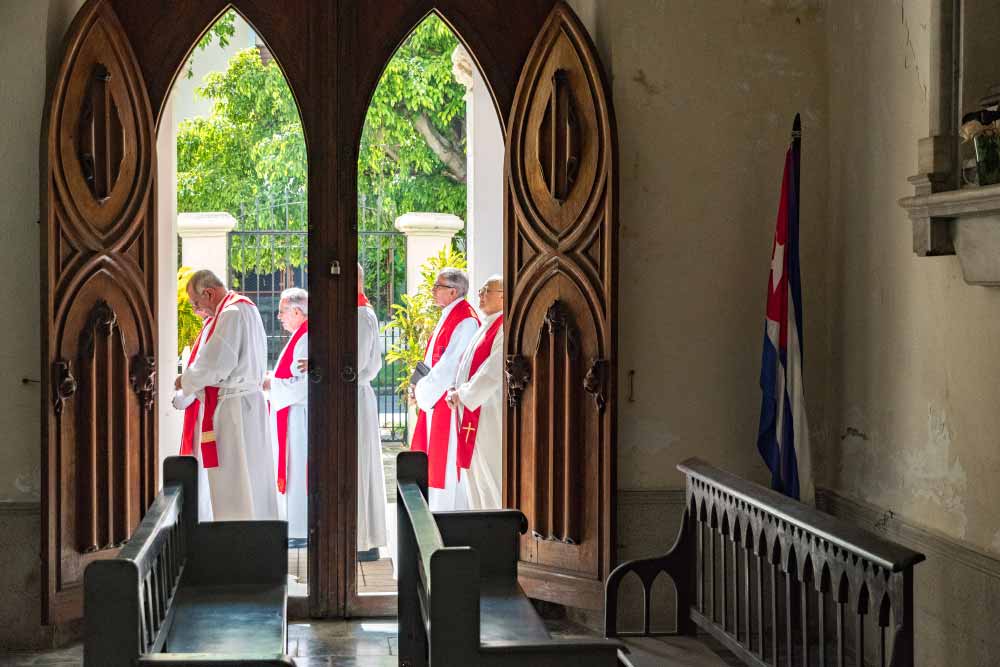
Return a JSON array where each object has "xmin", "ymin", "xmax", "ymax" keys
[
  {"xmin": 184, "ymin": 10, "xmax": 236, "ymax": 79},
  {"xmin": 176, "ymin": 13, "xmax": 466, "ymax": 286},
  {"xmin": 358, "ymin": 15, "xmax": 467, "ymax": 232},
  {"xmin": 176, "ymin": 266, "xmax": 203, "ymax": 356},
  {"xmin": 176, "ymin": 48, "xmax": 307, "ymax": 228}
]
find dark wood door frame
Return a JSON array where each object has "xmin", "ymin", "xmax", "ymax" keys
[{"xmin": 49, "ymin": 0, "xmax": 615, "ymax": 621}]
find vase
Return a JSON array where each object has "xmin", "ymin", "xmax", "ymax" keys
[{"xmin": 974, "ymin": 133, "xmax": 1000, "ymax": 185}]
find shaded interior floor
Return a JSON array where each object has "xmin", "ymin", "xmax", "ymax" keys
[{"xmin": 0, "ymin": 617, "xmax": 747, "ymax": 666}]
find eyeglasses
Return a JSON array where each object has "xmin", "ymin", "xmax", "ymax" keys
[
  {"xmin": 478, "ymin": 288, "xmax": 503, "ymax": 296},
  {"xmin": 432, "ymin": 283, "xmax": 455, "ymax": 291}
]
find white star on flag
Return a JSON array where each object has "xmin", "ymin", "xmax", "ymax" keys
[{"xmin": 771, "ymin": 241, "xmax": 785, "ymax": 293}]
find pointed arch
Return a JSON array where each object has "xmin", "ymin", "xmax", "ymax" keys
[
  {"xmin": 110, "ymin": 0, "xmax": 311, "ymax": 130},
  {"xmin": 819, "ymin": 561, "xmax": 833, "ymax": 595},
  {"xmin": 347, "ymin": 1, "xmax": 556, "ymax": 138}
]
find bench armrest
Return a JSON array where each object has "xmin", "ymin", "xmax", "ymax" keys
[
  {"xmin": 479, "ymin": 639, "xmax": 623, "ymax": 666},
  {"xmin": 604, "ymin": 509, "xmax": 696, "ymax": 637},
  {"xmin": 434, "ymin": 510, "xmax": 527, "ymax": 579},
  {"xmin": 185, "ymin": 521, "xmax": 288, "ymax": 586},
  {"xmin": 138, "ymin": 654, "xmax": 295, "ymax": 666}
]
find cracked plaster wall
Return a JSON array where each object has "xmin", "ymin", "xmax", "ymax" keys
[
  {"xmin": 567, "ymin": 0, "xmax": 830, "ymax": 490},
  {"xmin": 825, "ymin": 0, "xmax": 1000, "ymax": 556}
]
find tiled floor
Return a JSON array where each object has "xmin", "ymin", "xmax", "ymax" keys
[
  {"xmin": 0, "ymin": 619, "xmax": 400, "ymax": 666},
  {"xmin": 357, "ymin": 557, "xmax": 396, "ymax": 594},
  {"xmin": 0, "ymin": 617, "xmax": 744, "ymax": 666}
]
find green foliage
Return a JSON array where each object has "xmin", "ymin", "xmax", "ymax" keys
[
  {"xmin": 358, "ymin": 15, "xmax": 467, "ymax": 232},
  {"xmin": 384, "ymin": 246, "xmax": 468, "ymax": 396},
  {"xmin": 176, "ymin": 47, "xmax": 307, "ymax": 229},
  {"xmin": 177, "ymin": 267, "xmax": 203, "ymax": 356},
  {"xmin": 185, "ymin": 10, "xmax": 236, "ymax": 79},
  {"xmin": 176, "ymin": 12, "xmax": 467, "ymax": 298}
]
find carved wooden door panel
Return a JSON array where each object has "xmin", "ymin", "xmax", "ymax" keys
[
  {"xmin": 504, "ymin": 2, "xmax": 618, "ymax": 611},
  {"xmin": 41, "ymin": 0, "xmax": 157, "ymax": 624}
]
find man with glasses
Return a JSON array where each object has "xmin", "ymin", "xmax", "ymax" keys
[
  {"xmin": 411, "ymin": 267, "xmax": 479, "ymax": 511},
  {"xmin": 446, "ymin": 275, "xmax": 504, "ymax": 509}
]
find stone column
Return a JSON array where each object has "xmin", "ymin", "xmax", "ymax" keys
[
  {"xmin": 394, "ymin": 211, "xmax": 465, "ymax": 295},
  {"xmin": 452, "ymin": 44, "xmax": 504, "ymax": 292},
  {"xmin": 177, "ymin": 212, "xmax": 238, "ymax": 284}
]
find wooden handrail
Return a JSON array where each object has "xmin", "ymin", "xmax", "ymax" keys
[
  {"xmin": 117, "ymin": 484, "xmax": 183, "ymax": 578},
  {"xmin": 678, "ymin": 458, "xmax": 924, "ymax": 572},
  {"xmin": 398, "ymin": 479, "xmax": 445, "ymax": 591}
]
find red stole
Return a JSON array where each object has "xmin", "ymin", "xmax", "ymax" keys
[
  {"xmin": 179, "ymin": 319, "xmax": 212, "ymax": 457},
  {"xmin": 274, "ymin": 320, "xmax": 309, "ymax": 494},
  {"xmin": 196, "ymin": 291, "xmax": 257, "ymax": 469},
  {"xmin": 457, "ymin": 314, "xmax": 503, "ymax": 470},
  {"xmin": 410, "ymin": 300, "xmax": 479, "ymax": 488},
  {"xmin": 358, "ymin": 292, "xmax": 370, "ymax": 308}
]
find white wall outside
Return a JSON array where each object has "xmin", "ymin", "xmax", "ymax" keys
[
  {"xmin": 453, "ymin": 46, "xmax": 504, "ymax": 294},
  {"xmin": 172, "ymin": 15, "xmax": 256, "ymax": 125},
  {"xmin": 156, "ymin": 91, "xmax": 182, "ymax": 485}
]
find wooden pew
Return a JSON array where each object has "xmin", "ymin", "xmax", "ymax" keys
[
  {"xmin": 84, "ymin": 456, "xmax": 293, "ymax": 667},
  {"xmin": 605, "ymin": 457, "xmax": 926, "ymax": 667},
  {"xmin": 396, "ymin": 451, "xmax": 622, "ymax": 666}
]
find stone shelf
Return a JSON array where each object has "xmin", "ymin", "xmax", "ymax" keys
[{"xmin": 899, "ymin": 182, "xmax": 1000, "ymax": 286}]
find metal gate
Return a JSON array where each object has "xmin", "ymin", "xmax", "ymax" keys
[{"xmin": 227, "ymin": 227, "xmax": 408, "ymax": 442}]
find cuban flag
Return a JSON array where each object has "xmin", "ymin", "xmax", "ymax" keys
[{"xmin": 757, "ymin": 114, "xmax": 813, "ymax": 502}]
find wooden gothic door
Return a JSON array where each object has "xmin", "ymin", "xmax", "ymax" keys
[
  {"xmin": 41, "ymin": 0, "xmax": 157, "ymax": 624},
  {"xmin": 504, "ymin": 2, "xmax": 618, "ymax": 611}
]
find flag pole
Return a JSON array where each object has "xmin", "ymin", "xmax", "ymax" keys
[
  {"xmin": 789, "ymin": 113, "xmax": 803, "ymax": 362},
  {"xmin": 791, "ymin": 113, "xmax": 801, "ymax": 200}
]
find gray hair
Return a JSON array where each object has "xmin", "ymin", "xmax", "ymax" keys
[
  {"xmin": 281, "ymin": 287, "xmax": 309, "ymax": 315},
  {"xmin": 188, "ymin": 269, "xmax": 225, "ymax": 294},
  {"xmin": 437, "ymin": 267, "xmax": 469, "ymax": 297},
  {"xmin": 483, "ymin": 274, "xmax": 503, "ymax": 290}
]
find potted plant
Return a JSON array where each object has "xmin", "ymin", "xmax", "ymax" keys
[{"xmin": 960, "ymin": 110, "xmax": 1000, "ymax": 186}]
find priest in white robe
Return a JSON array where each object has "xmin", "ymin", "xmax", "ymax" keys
[
  {"xmin": 264, "ymin": 288, "xmax": 309, "ymax": 545},
  {"xmin": 446, "ymin": 275, "xmax": 504, "ymax": 510},
  {"xmin": 356, "ymin": 264, "xmax": 388, "ymax": 561},
  {"xmin": 172, "ymin": 304, "xmax": 215, "ymax": 522},
  {"xmin": 411, "ymin": 267, "xmax": 479, "ymax": 511},
  {"xmin": 176, "ymin": 270, "xmax": 278, "ymax": 521}
]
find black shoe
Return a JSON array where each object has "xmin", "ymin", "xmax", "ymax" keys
[
  {"xmin": 288, "ymin": 537, "xmax": 308, "ymax": 549},
  {"xmin": 357, "ymin": 547, "xmax": 380, "ymax": 562}
]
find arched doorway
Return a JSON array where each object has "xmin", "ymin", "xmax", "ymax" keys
[
  {"xmin": 40, "ymin": 0, "xmax": 616, "ymax": 623},
  {"xmin": 350, "ymin": 10, "xmax": 507, "ymax": 615}
]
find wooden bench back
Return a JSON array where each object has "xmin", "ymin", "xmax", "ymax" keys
[
  {"xmin": 397, "ymin": 451, "xmax": 481, "ymax": 664},
  {"xmin": 606, "ymin": 458, "xmax": 926, "ymax": 667},
  {"xmin": 85, "ymin": 456, "xmax": 198, "ymax": 667}
]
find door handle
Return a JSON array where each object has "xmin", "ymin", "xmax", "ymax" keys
[{"xmin": 340, "ymin": 365, "xmax": 357, "ymax": 383}]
